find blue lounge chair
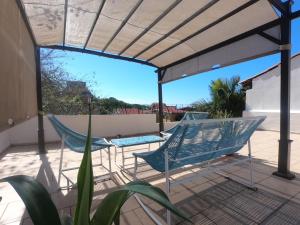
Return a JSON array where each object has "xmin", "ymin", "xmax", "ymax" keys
[
  {"xmin": 133, "ymin": 116, "xmax": 265, "ymax": 225},
  {"xmin": 48, "ymin": 115, "xmax": 113, "ymax": 189},
  {"xmin": 161, "ymin": 111, "xmax": 209, "ymax": 136}
]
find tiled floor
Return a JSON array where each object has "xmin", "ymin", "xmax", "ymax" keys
[{"xmin": 1, "ymin": 130, "xmax": 300, "ymax": 225}]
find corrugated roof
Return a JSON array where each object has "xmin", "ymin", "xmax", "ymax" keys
[{"xmin": 18, "ymin": 0, "xmax": 283, "ymax": 83}]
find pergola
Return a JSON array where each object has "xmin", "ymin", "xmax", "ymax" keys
[{"xmin": 16, "ymin": 0, "xmax": 300, "ymax": 179}]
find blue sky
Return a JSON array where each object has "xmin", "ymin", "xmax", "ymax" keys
[{"xmin": 49, "ymin": 3, "xmax": 300, "ymax": 106}]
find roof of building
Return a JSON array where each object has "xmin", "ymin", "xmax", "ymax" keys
[
  {"xmin": 240, "ymin": 52, "xmax": 300, "ymax": 87},
  {"xmin": 115, "ymin": 108, "xmax": 147, "ymax": 114},
  {"xmin": 150, "ymin": 103, "xmax": 185, "ymax": 113}
]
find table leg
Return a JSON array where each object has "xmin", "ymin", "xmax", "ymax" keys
[{"xmin": 122, "ymin": 147, "xmax": 125, "ymax": 170}]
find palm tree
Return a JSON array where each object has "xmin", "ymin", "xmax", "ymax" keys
[{"xmin": 209, "ymin": 76, "xmax": 245, "ymax": 117}]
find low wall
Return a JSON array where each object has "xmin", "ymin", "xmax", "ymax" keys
[
  {"xmin": 243, "ymin": 111, "xmax": 300, "ymax": 133},
  {"xmin": 0, "ymin": 114, "xmax": 177, "ymax": 153}
]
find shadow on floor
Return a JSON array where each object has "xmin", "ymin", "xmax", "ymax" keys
[{"xmin": 153, "ymin": 179, "xmax": 300, "ymax": 225}]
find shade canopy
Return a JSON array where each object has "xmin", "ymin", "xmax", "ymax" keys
[{"xmin": 19, "ymin": 0, "xmax": 282, "ymax": 82}]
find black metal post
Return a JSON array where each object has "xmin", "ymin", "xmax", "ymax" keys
[
  {"xmin": 273, "ymin": 1, "xmax": 295, "ymax": 179},
  {"xmin": 35, "ymin": 47, "xmax": 46, "ymax": 154},
  {"xmin": 158, "ymin": 70, "xmax": 164, "ymax": 133}
]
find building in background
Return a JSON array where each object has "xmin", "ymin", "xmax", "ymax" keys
[
  {"xmin": 150, "ymin": 103, "xmax": 186, "ymax": 122},
  {"xmin": 65, "ymin": 81, "xmax": 89, "ymax": 95},
  {"xmin": 241, "ymin": 53, "xmax": 300, "ymax": 133}
]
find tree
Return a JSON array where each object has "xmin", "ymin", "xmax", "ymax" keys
[
  {"xmin": 192, "ymin": 76, "xmax": 245, "ymax": 118},
  {"xmin": 191, "ymin": 99, "xmax": 212, "ymax": 114},
  {"xmin": 209, "ymin": 76, "xmax": 245, "ymax": 117},
  {"xmin": 41, "ymin": 49, "xmax": 74, "ymax": 114},
  {"xmin": 41, "ymin": 49, "xmax": 149, "ymax": 115}
]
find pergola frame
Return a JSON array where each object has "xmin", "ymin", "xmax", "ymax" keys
[{"xmin": 15, "ymin": 0, "xmax": 300, "ymax": 179}]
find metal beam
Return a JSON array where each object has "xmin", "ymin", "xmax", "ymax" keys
[
  {"xmin": 35, "ymin": 47, "xmax": 46, "ymax": 154},
  {"xmin": 63, "ymin": 0, "xmax": 68, "ymax": 46},
  {"xmin": 258, "ymin": 31, "xmax": 282, "ymax": 45},
  {"xmin": 291, "ymin": 10, "xmax": 300, "ymax": 20},
  {"xmin": 273, "ymin": 1, "xmax": 295, "ymax": 180},
  {"xmin": 161, "ymin": 18, "xmax": 281, "ymax": 71},
  {"xmin": 268, "ymin": 0, "xmax": 288, "ymax": 15},
  {"xmin": 43, "ymin": 45, "xmax": 158, "ymax": 68},
  {"xmin": 102, "ymin": 0, "xmax": 143, "ymax": 52},
  {"xmin": 147, "ymin": 0, "xmax": 260, "ymax": 62},
  {"xmin": 133, "ymin": 0, "xmax": 219, "ymax": 59},
  {"xmin": 158, "ymin": 70, "xmax": 165, "ymax": 133},
  {"xmin": 15, "ymin": 0, "xmax": 37, "ymax": 46},
  {"xmin": 83, "ymin": 0, "xmax": 106, "ymax": 49},
  {"xmin": 118, "ymin": 0, "xmax": 182, "ymax": 56}
]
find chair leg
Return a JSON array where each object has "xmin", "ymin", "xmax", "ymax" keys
[
  {"xmin": 114, "ymin": 146, "xmax": 117, "ymax": 162},
  {"xmin": 58, "ymin": 138, "xmax": 64, "ymax": 187},
  {"xmin": 134, "ymin": 156, "xmax": 138, "ymax": 180},
  {"xmin": 164, "ymin": 151, "xmax": 171, "ymax": 225},
  {"xmin": 248, "ymin": 140, "xmax": 255, "ymax": 188},
  {"xmin": 166, "ymin": 174, "xmax": 171, "ymax": 225},
  {"xmin": 100, "ymin": 149, "xmax": 103, "ymax": 165},
  {"xmin": 108, "ymin": 147, "xmax": 112, "ymax": 179},
  {"xmin": 121, "ymin": 147, "xmax": 125, "ymax": 170}
]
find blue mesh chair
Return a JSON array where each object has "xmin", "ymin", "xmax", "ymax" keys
[
  {"xmin": 133, "ymin": 116, "xmax": 265, "ymax": 225},
  {"xmin": 161, "ymin": 111, "xmax": 209, "ymax": 137},
  {"xmin": 48, "ymin": 115, "xmax": 113, "ymax": 189}
]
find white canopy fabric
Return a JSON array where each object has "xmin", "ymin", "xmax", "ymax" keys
[{"xmin": 20, "ymin": 0, "xmax": 280, "ymax": 83}]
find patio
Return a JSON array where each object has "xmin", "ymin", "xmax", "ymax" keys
[
  {"xmin": 1, "ymin": 0, "xmax": 300, "ymax": 225},
  {"xmin": 1, "ymin": 130, "xmax": 300, "ymax": 225}
]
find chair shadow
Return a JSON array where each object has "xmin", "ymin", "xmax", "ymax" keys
[{"xmin": 119, "ymin": 154, "xmax": 300, "ymax": 225}]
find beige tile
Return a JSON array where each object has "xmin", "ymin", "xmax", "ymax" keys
[
  {"xmin": 257, "ymin": 176, "xmax": 300, "ymax": 198},
  {"xmin": 0, "ymin": 201, "xmax": 26, "ymax": 225},
  {"xmin": 120, "ymin": 211, "xmax": 142, "ymax": 225},
  {"xmin": 0, "ymin": 203, "xmax": 7, "ymax": 221},
  {"xmin": 133, "ymin": 208, "xmax": 157, "ymax": 225}
]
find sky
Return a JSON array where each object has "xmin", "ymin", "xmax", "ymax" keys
[{"xmin": 49, "ymin": 3, "xmax": 300, "ymax": 106}]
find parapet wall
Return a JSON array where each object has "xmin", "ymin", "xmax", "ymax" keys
[{"xmin": 0, "ymin": 114, "xmax": 177, "ymax": 153}]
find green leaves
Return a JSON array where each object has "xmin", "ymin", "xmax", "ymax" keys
[
  {"xmin": 208, "ymin": 76, "xmax": 245, "ymax": 118},
  {"xmin": 73, "ymin": 112, "xmax": 94, "ymax": 225},
  {"xmin": 91, "ymin": 190, "xmax": 132, "ymax": 225},
  {"xmin": 91, "ymin": 180, "xmax": 191, "ymax": 225},
  {"xmin": 1, "ymin": 175, "xmax": 62, "ymax": 225},
  {"xmin": 124, "ymin": 181, "xmax": 191, "ymax": 223}
]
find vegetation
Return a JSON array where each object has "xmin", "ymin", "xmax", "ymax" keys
[
  {"xmin": 41, "ymin": 49, "xmax": 147, "ymax": 115},
  {"xmin": 193, "ymin": 76, "xmax": 245, "ymax": 118},
  {"xmin": 91, "ymin": 97, "xmax": 148, "ymax": 115},
  {"xmin": 0, "ymin": 112, "xmax": 190, "ymax": 225}
]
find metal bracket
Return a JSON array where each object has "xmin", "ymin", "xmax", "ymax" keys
[
  {"xmin": 280, "ymin": 44, "xmax": 291, "ymax": 51},
  {"xmin": 158, "ymin": 69, "xmax": 167, "ymax": 83}
]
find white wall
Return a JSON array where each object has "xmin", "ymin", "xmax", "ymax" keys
[
  {"xmin": 243, "ymin": 111, "xmax": 300, "ymax": 133},
  {"xmin": 0, "ymin": 114, "xmax": 177, "ymax": 153},
  {"xmin": 0, "ymin": 130, "xmax": 10, "ymax": 153},
  {"xmin": 244, "ymin": 55, "xmax": 300, "ymax": 133}
]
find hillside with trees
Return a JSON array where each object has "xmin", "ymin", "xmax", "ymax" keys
[{"xmin": 41, "ymin": 49, "xmax": 147, "ymax": 115}]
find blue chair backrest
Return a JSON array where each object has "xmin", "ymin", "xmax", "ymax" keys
[
  {"xmin": 48, "ymin": 115, "xmax": 110, "ymax": 152},
  {"xmin": 137, "ymin": 116, "xmax": 265, "ymax": 172},
  {"xmin": 164, "ymin": 111, "xmax": 209, "ymax": 135},
  {"xmin": 181, "ymin": 112, "xmax": 209, "ymax": 121}
]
